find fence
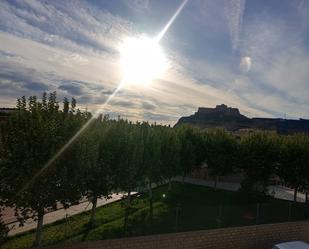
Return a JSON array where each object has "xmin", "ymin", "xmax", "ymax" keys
[{"xmin": 122, "ymin": 201, "xmax": 309, "ymax": 236}]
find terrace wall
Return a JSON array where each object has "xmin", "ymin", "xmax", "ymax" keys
[{"xmin": 48, "ymin": 221, "xmax": 309, "ymax": 249}]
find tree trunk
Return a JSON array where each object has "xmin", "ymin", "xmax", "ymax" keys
[
  {"xmin": 294, "ymin": 186, "xmax": 298, "ymax": 202},
  {"xmin": 182, "ymin": 172, "xmax": 185, "ymax": 185},
  {"xmin": 33, "ymin": 210, "xmax": 44, "ymax": 248},
  {"xmin": 148, "ymin": 183, "xmax": 153, "ymax": 220},
  {"xmin": 214, "ymin": 175, "xmax": 219, "ymax": 191},
  {"xmin": 89, "ymin": 195, "xmax": 98, "ymax": 227},
  {"xmin": 124, "ymin": 190, "xmax": 131, "ymax": 236},
  {"xmin": 168, "ymin": 178, "xmax": 172, "ymax": 191}
]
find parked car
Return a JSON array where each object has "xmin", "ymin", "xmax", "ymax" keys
[{"xmin": 272, "ymin": 241, "xmax": 309, "ymax": 249}]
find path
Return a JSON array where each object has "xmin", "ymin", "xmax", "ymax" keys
[
  {"xmin": 173, "ymin": 176, "xmax": 241, "ymax": 191},
  {"xmin": 174, "ymin": 176, "xmax": 306, "ymax": 203},
  {"xmin": 5, "ymin": 192, "xmax": 136, "ymax": 236}
]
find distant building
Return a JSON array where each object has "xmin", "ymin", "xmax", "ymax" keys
[
  {"xmin": 197, "ymin": 104, "xmax": 242, "ymax": 117},
  {"xmin": 277, "ymin": 118, "xmax": 309, "ymax": 134}
]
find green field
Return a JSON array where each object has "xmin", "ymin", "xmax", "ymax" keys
[{"xmin": 2, "ymin": 182, "xmax": 308, "ymax": 249}]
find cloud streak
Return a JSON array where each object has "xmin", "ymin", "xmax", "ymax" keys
[{"xmin": 224, "ymin": 0, "xmax": 246, "ymax": 50}]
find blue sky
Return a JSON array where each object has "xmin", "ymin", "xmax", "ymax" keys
[{"xmin": 0, "ymin": 0, "xmax": 308, "ymax": 124}]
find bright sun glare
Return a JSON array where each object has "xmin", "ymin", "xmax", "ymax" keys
[{"xmin": 120, "ymin": 37, "xmax": 167, "ymax": 85}]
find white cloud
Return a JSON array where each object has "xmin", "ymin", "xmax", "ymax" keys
[
  {"xmin": 124, "ymin": 0, "xmax": 150, "ymax": 12},
  {"xmin": 264, "ymin": 47, "xmax": 309, "ymax": 101},
  {"xmin": 224, "ymin": 0, "xmax": 246, "ymax": 50},
  {"xmin": 0, "ymin": 0, "xmax": 136, "ymax": 54},
  {"xmin": 194, "ymin": 0, "xmax": 246, "ymax": 50},
  {"xmin": 240, "ymin": 56, "xmax": 252, "ymax": 72}
]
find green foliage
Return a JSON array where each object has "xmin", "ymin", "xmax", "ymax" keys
[
  {"xmin": 239, "ymin": 132, "xmax": 281, "ymax": 194},
  {"xmin": 160, "ymin": 127, "xmax": 180, "ymax": 182},
  {"xmin": 204, "ymin": 129, "xmax": 239, "ymax": 182},
  {"xmin": 278, "ymin": 134, "xmax": 309, "ymax": 200},
  {"xmin": 0, "ymin": 92, "xmax": 90, "ymax": 246},
  {"xmin": 176, "ymin": 125, "xmax": 205, "ymax": 177}
]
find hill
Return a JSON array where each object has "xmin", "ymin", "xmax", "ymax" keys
[{"xmin": 175, "ymin": 104, "xmax": 309, "ymax": 134}]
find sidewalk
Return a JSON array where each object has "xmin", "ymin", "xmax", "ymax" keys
[
  {"xmin": 6, "ymin": 192, "xmax": 136, "ymax": 236},
  {"xmin": 268, "ymin": 185, "xmax": 306, "ymax": 203},
  {"xmin": 173, "ymin": 176, "xmax": 241, "ymax": 191},
  {"xmin": 174, "ymin": 176, "xmax": 306, "ymax": 203}
]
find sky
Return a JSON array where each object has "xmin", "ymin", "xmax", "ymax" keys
[{"xmin": 0, "ymin": 0, "xmax": 309, "ymax": 125}]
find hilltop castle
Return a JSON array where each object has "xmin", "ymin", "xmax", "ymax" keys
[{"xmin": 175, "ymin": 104, "xmax": 309, "ymax": 134}]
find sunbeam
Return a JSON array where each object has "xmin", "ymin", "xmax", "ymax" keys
[
  {"xmin": 155, "ymin": 0, "xmax": 189, "ymax": 42},
  {"xmin": 18, "ymin": 82, "xmax": 124, "ymax": 194}
]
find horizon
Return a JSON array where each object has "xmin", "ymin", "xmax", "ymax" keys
[
  {"xmin": 1, "ymin": 101, "xmax": 308, "ymax": 126},
  {"xmin": 1, "ymin": 0, "xmax": 309, "ymax": 125}
]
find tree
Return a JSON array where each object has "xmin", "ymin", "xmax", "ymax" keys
[
  {"xmin": 240, "ymin": 132, "xmax": 280, "ymax": 195},
  {"xmin": 139, "ymin": 123, "xmax": 163, "ymax": 219},
  {"xmin": 0, "ymin": 92, "xmax": 87, "ymax": 247},
  {"xmin": 278, "ymin": 134, "xmax": 309, "ymax": 202},
  {"xmin": 205, "ymin": 129, "xmax": 238, "ymax": 190},
  {"xmin": 0, "ymin": 119, "xmax": 9, "ymax": 246},
  {"xmin": 103, "ymin": 119, "xmax": 144, "ymax": 235},
  {"xmin": 0, "ymin": 206, "xmax": 8, "ymax": 245},
  {"xmin": 81, "ymin": 116, "xmax": 115, "ymax": 227},
  {"xmin": 176, "ymin": 125, "xmax": 204, "ymax": 184},
  {"xmin": 160, "ymin": 127, "xmax": 180, "ymax": 191}
]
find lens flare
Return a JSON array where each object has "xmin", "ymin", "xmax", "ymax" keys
[{"xmin": 120, "ymin": 37, "xmax": 167, "ymax": 85}]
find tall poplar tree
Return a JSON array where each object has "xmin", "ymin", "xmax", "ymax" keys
[{"xmin": 0, "ymin": 92, "xmax": 87, "ymax": 247}]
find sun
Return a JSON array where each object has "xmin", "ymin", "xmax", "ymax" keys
[{"xmin": 119, "ymin": 37, "xmax": 167, "ymax": 85}]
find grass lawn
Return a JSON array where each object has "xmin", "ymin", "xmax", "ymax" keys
[{"xmin": 2, "ymin": 182, "xmax": 308, "ymax": 249}]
